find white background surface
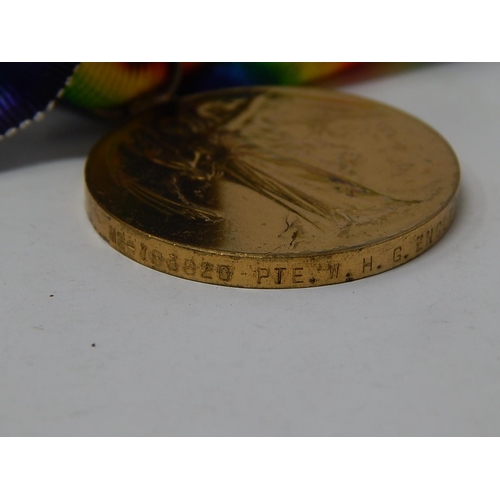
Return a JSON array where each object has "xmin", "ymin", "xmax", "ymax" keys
[{"xmin": 0, "ymin": 63, "xmax": 498, "ymax": 436}]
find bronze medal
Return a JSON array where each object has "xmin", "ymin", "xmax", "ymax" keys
[{"xmin": 85, "ymin": 87, "xmax": 460, "ymax": 288}]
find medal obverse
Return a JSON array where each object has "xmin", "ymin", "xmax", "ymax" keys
[{"xmin": 85, "ymin": 87, "xmax": 460, "ymax": 288}]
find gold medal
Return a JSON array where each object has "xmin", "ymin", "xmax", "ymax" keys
[{"xmin": 85, "ymin": 87, "xmax": 460, "ymax": 288}]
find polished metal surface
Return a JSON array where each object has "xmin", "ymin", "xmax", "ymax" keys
[{"xmin": 85, "ymin": 87, "xmax": 460, "ymax": 288}]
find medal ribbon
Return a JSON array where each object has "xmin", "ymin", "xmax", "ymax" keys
[{"xmin": 0, "ymin": 62, "xmax": 358, "ymax": 139}]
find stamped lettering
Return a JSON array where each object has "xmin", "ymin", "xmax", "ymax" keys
[
  {"xmin": 257, "ymin": 268, "xmax": 270, "ymax": 284},
  {"xmin": 167, "ymin": 253, "xmax": 179, "ymax": 272},
  {"xmin": 140, "ymin": 243, "xmax": 147, "ymax": 261},
  {"xmin": 201, "ymin": 262, "xmax": 214, "ymax": 279},
  {"xmin": 393, "ymin": 246, "xmax": 402, "ymax": 262},
  {"xmin": 151, "ymin": 250, "xmax": 164, "ymax": 267},
  {"xmin": 292, "ymin": 267, "xmax": 304, "ymax": 284},
  {"xmin": 362, "ymin": 256, "xmax": 373, "ymax": 273},
  {"xmin": 109, "ymin": 226, "xmax": 116, "ymax": 244},
  {"xmin": 217, "ymin": 265, "xmax": 233, "ymax": 282},
  {"xmin": 183, "ymin": 259, "xmax": 196, "ymax": 275},
  {"xmin": 274, "ymin": 267, "xmax": 287, "ymax": 284},
  {"xmin": 426, "ymin": 228, "xmax": 434, "ymax": 246},
  {"xmin": 328, "ymin": 262, "xmax": 340, "ymax": 279},
  {"xmin": 416, "ymin": 234, "xmax": 424, "ymax": 251},
  {"xmin": 116, "ymin": 231, "xmax": 125, "ymax": 250}
]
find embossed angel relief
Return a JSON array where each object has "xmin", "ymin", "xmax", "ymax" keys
[{"xmin": 116, "ymin": 90, "xmax": 418, "ymax": 250}]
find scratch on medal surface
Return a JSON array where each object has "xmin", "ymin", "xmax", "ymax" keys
[{"xmin": 275, "ymin": 214, "xmax": 304, "ymax": 250}]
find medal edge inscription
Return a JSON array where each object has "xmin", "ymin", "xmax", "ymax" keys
[{"xmin": 85, "ymin": 185, "xmax": 458, "ymax": 289}]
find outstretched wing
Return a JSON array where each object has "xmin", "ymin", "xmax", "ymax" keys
[{"xmin": 221, "ymin": 144, "xmax": 421, "ymax": 228}]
